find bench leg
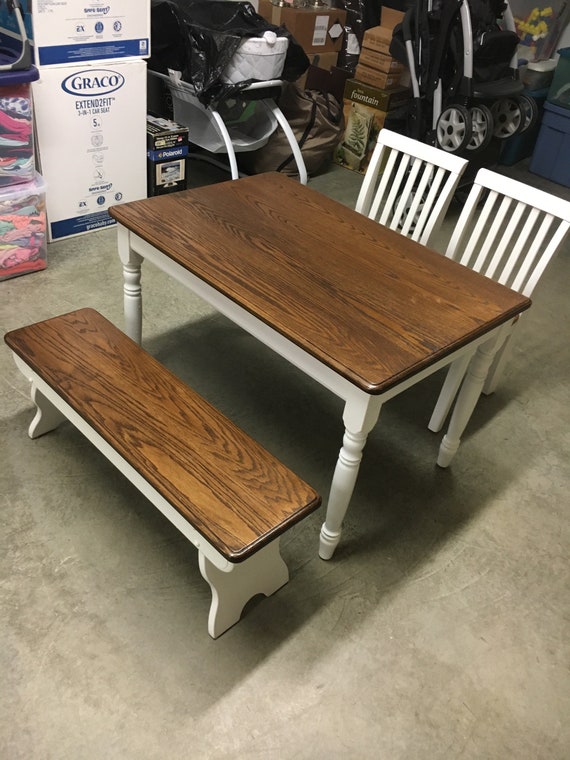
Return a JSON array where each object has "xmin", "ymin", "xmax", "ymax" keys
[
  {"xmin": 28, "ymin": 384, "xmax": 67, "ymax": 439},
  {"xmin": 198, "ymin": 540, "xmax": 289, "ymax": 638}
]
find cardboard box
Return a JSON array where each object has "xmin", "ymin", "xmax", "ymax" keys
[
  {"xmin": 355, "ymin": 63, "xmax": 401, "ymax": 90},
  {"xmin": 362, "ymin": 9, "xmax": 404, "ymax": 55},
  {"xmin": 343, "ymin": 79, "xmax": 411, "ymax": 112},
  {"xmin": 358, "ymin": 48, "xmax": 404, "ymax": 74},
  {"xmin": 359, "ymin": 28, "xmax": 393, "ymax": 56},
  {"xmin": 147, "ymin": 114, "xmax": 189, "ymax": 197},
  {"xmin": 334, "ymin": 78, "xmax": 410, "ymax": 173},
  {"xmin": 380, "ymin": 7, "xmax": 405, "ymax": 29},
  {"xmin": 257, "ymin": 0, "xmax": 346, "ymax": 54},
  {"xmin": 306, "ymin": 51, "xmax": 339, "ymax": 73},
  {"xmin": 0, "ymin": 0, "xmax": 151, "ymax": 66},
  {"xmin": 33, "ymin": 59, "xmax": 147, "ymax": 240}
]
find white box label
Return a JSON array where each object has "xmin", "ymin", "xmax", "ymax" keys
[
  {"xmin": 31, "ymin": 0, "xmax": 150, "ymax": 65},
  {"xmin": 312, "ymin": 16, "xmax": 329, "ymax": 47}
]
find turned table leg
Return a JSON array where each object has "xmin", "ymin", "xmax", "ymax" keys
[
  {"xmin": 117, "ymin": 225, "xmax": 143, "ymax": 345},
  {"xmin": 319, "ymin": 394, "xmax": 382, "ymax": 560}
]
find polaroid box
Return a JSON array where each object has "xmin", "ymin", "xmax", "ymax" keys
[
  {"xmin": 258, "ymin": 0, "xmax": 346, "ymax": 54},
  {"xmin": 147, "ymin": 114, "xmax": 189, "ymax": 196},
  {"xmin": 334, "ymin": 78, "xmax": 410, "ymax": 173},
  {"xmin": 1, "ymin": 1, "xmax": 150, "ymax": 67},
  {"xmin": 32, "ymin": 59, "xmax": 147, "ymax": 240}
]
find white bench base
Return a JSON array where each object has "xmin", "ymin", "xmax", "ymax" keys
[{"xmin": 15, "ymin": 356, "xmax": 290, "ymax": 638}]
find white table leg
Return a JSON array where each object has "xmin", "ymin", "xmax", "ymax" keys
[
  {"xmin": 117, "ymin": 225, "xmax": 143, "ymax": 344},
  {"xmin": 319, "ymin": 394, "xmax": 383, "ymax": 560},
  {"xmin": 437, "ymin": 327, "xmax": 508, "ymax": 468}
]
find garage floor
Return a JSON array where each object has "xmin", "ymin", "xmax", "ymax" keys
[{"xmin": 1, "ymin": 155, "xmax": 568, "ymax": 759}]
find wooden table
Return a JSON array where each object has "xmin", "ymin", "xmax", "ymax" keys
[{"xmin": 109, "ymin": 173, "xmax": 530, "ymax": 559}]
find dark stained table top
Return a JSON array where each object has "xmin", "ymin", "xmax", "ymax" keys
[{"xmin": 109, "ymin": 173, "xmax": 531, "ymax": 395}]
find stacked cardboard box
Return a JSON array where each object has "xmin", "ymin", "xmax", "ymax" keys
[
  {"xmin": 257, "ymin": 0, "xmax": 346, "ymax": 56},
  {"xmin": 354, "ymin": 9, "xmax": 407, "ymax": 91},
  {"xmin": 334, "ymin": 9, "xmax": 411, "ymax": 173}
]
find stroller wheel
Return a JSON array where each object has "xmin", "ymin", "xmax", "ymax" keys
[
  {"xmin": 517, "ymin": 94, "xmax": 539, "ymax": 133},
  {"xmin": 436, "ymin": 105, "xmax": 472, "ymax": 153},
  {"xmin": 467, "ymin": 105, "xmax": 493, "ymax": 151},
  {"xmin": 490, "ymin": 98, "xmax": 524, "ymax": 139}
]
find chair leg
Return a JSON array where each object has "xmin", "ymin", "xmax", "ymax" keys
[
  {"xmin": 428, "ymin": 353, "xmax": 473, "ymax": 433},
  {"xmin": 482, "ymin": 328, "xmax": 514, "ymax": 396},
  {"xmin": 198, "ymin": 540, "xmax": 289, "ymax": 638},
  {"xmin": 437, "ymin": 334, "xmax": 501, "ymax": 468}
]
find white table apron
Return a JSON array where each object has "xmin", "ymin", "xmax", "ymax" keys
[{"xmin": 117, "ymin": 225, "xmax": 509, "ymax": 560}]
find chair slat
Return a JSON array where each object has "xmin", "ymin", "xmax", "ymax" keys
[
  {"xmin": 429, "ymin": 166, "xmax": 570, "ymax": 432},
  {"xmin": 355, "ymin": 128, "xmax": 469, "ymax": 246}
]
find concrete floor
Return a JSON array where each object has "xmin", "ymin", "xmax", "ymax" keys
[{"xmin": 1, "ymin": 156, "xmax": 569, "ymax": 759}]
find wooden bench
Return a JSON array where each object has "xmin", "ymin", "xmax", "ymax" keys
[{"xmin": 4, "ymin": 308, "xmax": 321, "ymax": 638}]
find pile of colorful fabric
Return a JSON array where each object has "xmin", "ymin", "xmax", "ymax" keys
[
  {"xmin": 0, "ymin": 178, "xmax": 47, "ymax": 280},
  {"xmin": 0, "ymin": 83, "xmax": 35, "ymax": 186}
]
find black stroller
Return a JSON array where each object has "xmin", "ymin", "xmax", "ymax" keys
[{"xmin": 390, "ymin": 0, "xmax": 538, "ymax": 153}]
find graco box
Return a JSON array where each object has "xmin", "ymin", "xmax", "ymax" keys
[
  {"xmin": 529, "ymin": 101, "xmax": 570, "ymax": 187},
  {"xmin": 32, "ymin": 59, "xmax": 147, "ymax": 240},
  {"xmin": 0, "ymin": 172, "xmax": 47, "ymax": 280},
  {"xmin": 0, "ymin": 1, "xmax": 151, "ymax": 66}
]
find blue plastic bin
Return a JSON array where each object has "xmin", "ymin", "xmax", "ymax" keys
[
  {"xmin": 547, "ymin": 48, "xmax": 570, "ymax": 109},
  {"xmin": 529, "ymin": 101, "xmax": 570, "ymax": 187}
]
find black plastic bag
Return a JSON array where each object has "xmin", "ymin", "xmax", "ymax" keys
[{"xmin": 149, "ymin": 0, "xmax": 309, "ymax": 106}]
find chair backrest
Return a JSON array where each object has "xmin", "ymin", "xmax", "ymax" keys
[
  {"xmin": 355, "ymin": 128, "xmax": 469, "ymax": 246},
  {"xmin": 444, "ymin": 168, "xmax": 570, "ymax": 297}
]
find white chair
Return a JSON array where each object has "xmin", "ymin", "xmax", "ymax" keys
[
  {"xmin": 429, "ymin": 167, "xmax": 570, "ymax": 433},
  {"xmin": 355, "ymin": 128, "xmax": 469, "ymax": 246}
]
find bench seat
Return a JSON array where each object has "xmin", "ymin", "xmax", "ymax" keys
[{"xmin": 5, "ymin": 308, "xmax": 321, "ymax": 637}]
